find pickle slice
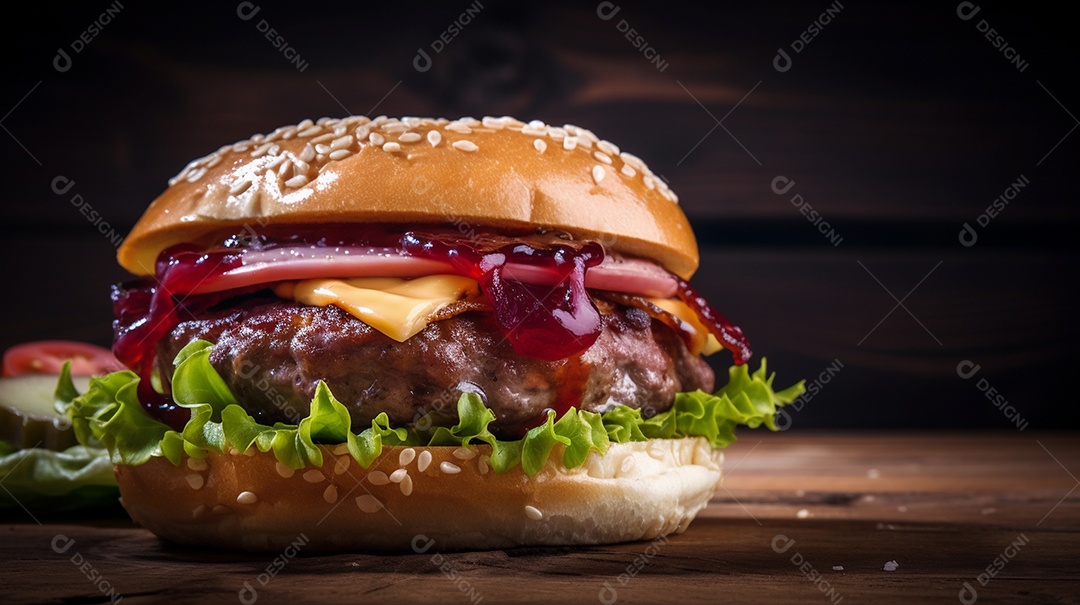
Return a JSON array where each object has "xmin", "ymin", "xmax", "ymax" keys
[{"xmin": 0, "ymin": 375, "xmax": 90, "ymax": 451}]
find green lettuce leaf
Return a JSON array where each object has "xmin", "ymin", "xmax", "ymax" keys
[
  {"xmin": 0, "ymin": 442, "xmax": 120, "ymax": 512},
  {"xmin": 1, "ymin": 366, "xmax": 119, "ymax": 513},
  {"xmin": 65, "ymin": 339, "xmax": 805, "ymax": 477}
]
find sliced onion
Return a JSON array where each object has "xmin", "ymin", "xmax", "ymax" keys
[{"xmin": 189, "ymin": 245, "xmax": 678, "ymax": 298}]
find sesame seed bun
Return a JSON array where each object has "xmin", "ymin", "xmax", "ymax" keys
[
  {"xmin": 117, "ymin": 116, "xmax": 699, "ymax": 279},
  {"xmin": 115, "ymin": 439, "xmax": 723, "ymax": 552}
]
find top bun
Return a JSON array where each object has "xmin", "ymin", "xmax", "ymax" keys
[{"xmin": 118, "ymin": 116, "xmax": 699, "ymax": 279}]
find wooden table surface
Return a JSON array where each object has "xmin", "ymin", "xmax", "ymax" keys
[{"xmin": 3, "ymin": 432, "xmax": 1078, "ymax": 604}]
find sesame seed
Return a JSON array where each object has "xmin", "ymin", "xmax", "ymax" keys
[
  {"xmin": 229, "ymin": 179, "xmax": 252, "ymax": 196},
  {"xmin": 592, "ymin": 165, "xmax": 606, "ymax": 184},
  {"xmin": 284, "ymin": 175, "xmax": 309, "ymax": 188},
  {"xmin": 643, "ymin": 176, "xmax": 656, "ymax": 190},
  {"xmin": 478, "ymin": 455, "xmax": 490, "ymax": 475},
  {"xmin": 440, "ymin": 461, "xmax": 461, "ymax": 474},
  {"xmin": 453, "ymin": 447, "xmax": 477, "ymax": 460},
  {"xmin": 192, "ymin": 504, "xmax": 207, "ymax": 519},
  {"xmin": 524, "ymin": 505, "xmax": 543, "ymax": 521},
  {"xmin": 427, "ymin": 130, "xmax": 442, "ymax": 147},
  {"xmin": 620, "ymin": 164, "xmax": 636, "ymax": 178},
  {"xmin": 355, "ymin": 495, "xmax": 382, "ymax": 513},
  {"xmin": 186, "ymin": 167, "xmax": 207, "ymax": 182},
  {"xmin": 399, "ymin": 475, "xmax": 414, "ymax": 496},
  {"xmin": 418, "ymin": 450, "xmax": 433, "ymax": 473},
  {"xmin": 275, "ymin": 462, "xmax": 295, "ymax": 478},
  {"xmin": 315, "ymin": 144, "xmax": 332, "ymax": 155},
  {"xmin": 482, "ymin": 116, "xmax": 507, "ymax": 129},
  {"xmin": 232, "ymin": 143, "xmax": 251, "ymax": 153},
  {"xmin": 562, "ymin": 137, "xmax": 578, "ymax": 151},
  {"xmin": 187, "ymin": 457, "xmax": 208, "ymax": 471},
  {"xmin": 330, "ymin": 149, "xmax": 353, "ymax": 160},
  {"xmin": 593, "ymin": 151, "xmax": 613, "ymax": 164},
  {"xmin": 382, "ymin": 142, "xmax": 401, "ymax": 153},
  {"xmin": 237, "ymin": 491, "xmax": 258, "ymax": 505},
  {"xmin": 334, "ymin": 456, "xmax": 351, "ymax": 475},
  {"xmin": 597, "ymin": 140, "xmax": 619, "ymax": 156},
  {"xmin": 185, "ymin": 474, "xmax": 204, "ymax": 490},
  {"xmin": 323, "ymin": 485, "xmax": 339, "ymax": 504},
  {"xmin": 333, "ymin": 443, "xmax": 350, "ymax": 455},
  {"xmin": 369, "ymin": 133, "xmax": 385, "ymax": 146},
  {"xmin": 389, "ymin": 468, "xmax": 408, "ymax": 483},
  {"xmin": 446, "ymin": 123, "xmax": 472, "ymax": 134},
  {"xmin": 452, "ymin": 140, "xmax": 478, "ymax": 152},
  {"xmin": 399, "ymin": 448, "xmax": 417, "ymax": 466},
  {"xmin": 212, "ymin": 505, "xmax": 230, "ymax": 515},
  {"xmin": 522, "ymin": 126, "xmax": 547, "ymax": 136},
  {"xmin": 303, "ymin": 470, "xmax": 326, "ymax": 483},
  {"xmin": 620, "ymin": 152, "xmax": 646, "ymax": 170},
  {"xmin": 334, "ymin": 123, "xmax": 348, "ymax": 137},
  {"xmin": 299, "ymin": 144, "xmax": 316, "ymax": 163},
  {"xmin": 797, "ymin": 509, "xmax": 811, "ymax": 519},
  {"xmin": 292, "ymin": 158, "xmax": 310, "ymax": 175},
  {"xmin": 620, "ymin": 456, "xmax": 636, "ymax": 474},
  {"xmin": 527, "ymin": 119, "xmax": 546, "ymax": 129},
  {"xmin": 296, "ymin": 119, "xmax": 314, "ymax": 130},
  {"xmin": 206, "ymin": 155, "xmax": 223, "ymax": 168},
  {"xmin": 398, "ymin": 132, "xmax": 422, "ymax": 143},
  {"xmin": 368, "ymin": 471, "xmax": 390, "ymax": 485},
  {"xmin": 316, "ymin": 117, "xmax": 333, "ymax": 125},
  {"xmin": 277, "ymin": 159, "xmax": 293, "ymax": 177},
  {"xmin": 330, "ymin": 135, "xmax": 354, "ymax": 150},
  {"xmin": 534, "ymin": 139, "xmax": 547, "ymax": 153}
]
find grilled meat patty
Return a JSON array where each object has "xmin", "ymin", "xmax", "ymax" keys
[{"xmin": 158, "ymin": 297, "xmax": 714, "ymax": 439}]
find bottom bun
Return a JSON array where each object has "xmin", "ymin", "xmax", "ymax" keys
[{"xmin": 115, "ymin": 438, "xmax": 723, "ymax": 552}]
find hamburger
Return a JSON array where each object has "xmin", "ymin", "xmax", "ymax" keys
[{"xmin": 65, "ymin": 115, "xmax": 803, "ymax": 551}]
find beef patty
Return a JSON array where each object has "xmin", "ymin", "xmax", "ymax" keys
[{"xmin": 158, "ymin": 297, "xmax": 715, "ymax": 439}]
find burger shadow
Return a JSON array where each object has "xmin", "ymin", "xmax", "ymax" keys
[
  {"xmin": 122, "ymin": 517, "xmax": 924, "ymax": 572},
  {"xmin": 132, "ymin": 515, "xmax": 1023, "ymax": 580}
]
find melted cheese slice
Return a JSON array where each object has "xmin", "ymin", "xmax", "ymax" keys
[
  {"xmin": 647, "ymin": 298, "xmax": 723, "ymax": 356},
  {"xmin": 274, "ymin": 275, "xmax": 480, "ymax": 342},
  {"xmin": 272, "ymin": 274, "xmax": 720, "ymax": 356}
]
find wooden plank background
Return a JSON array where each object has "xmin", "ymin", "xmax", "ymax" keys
[{"xmin": 1, "ymin": 1, "xmax": 1077, "ymax": 429}]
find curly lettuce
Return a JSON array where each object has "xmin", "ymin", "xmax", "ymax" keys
[{"xmin": 63, "ymin": 340, "xmax": 804, "ymax": 477}]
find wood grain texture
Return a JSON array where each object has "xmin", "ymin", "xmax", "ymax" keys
[{"xmin": 1, "ymin": 432, "xmax": 1076, "ymax": 604}]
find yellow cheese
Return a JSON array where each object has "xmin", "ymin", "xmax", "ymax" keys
[
  {"xmin": 274, "ymin": 275, "xmax": 480, "ymax": 342},
  {"xmin": 646, "ymin": 298, "xmax": 723, "ymax": 356}
]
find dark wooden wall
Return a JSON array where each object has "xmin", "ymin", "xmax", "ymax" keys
[{"xmin": 2, "ymin": 1, "xmax": 1076, "ymax": 428}]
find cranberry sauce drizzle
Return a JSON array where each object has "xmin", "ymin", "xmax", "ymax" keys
[
  {"xmin": 110, "ymin": 225, "xmax": 752, "ymax": 431},
  {"xmin": 674, "ymin": 277, "xmax": 752, "ymax": 365},
  {"xmin": 112, "ymin": 247, "xmax": 243, "ymax": 427},
  {"xmin": 401, "ymin": 232, "xmax": 605, "ymax": 361}
]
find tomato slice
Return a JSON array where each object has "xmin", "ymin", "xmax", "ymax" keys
[{"xmin": 2, "ymin": 340, "xmax": 125, "ymax": 377}]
